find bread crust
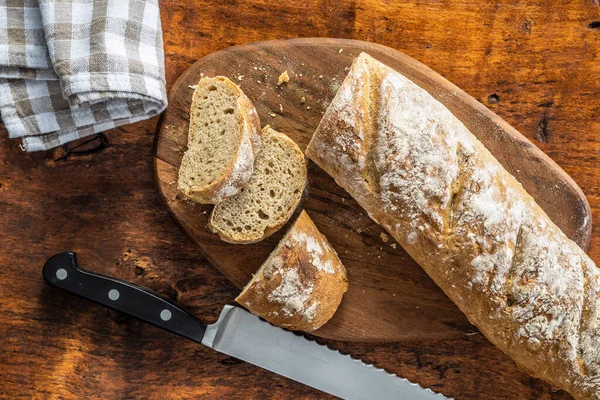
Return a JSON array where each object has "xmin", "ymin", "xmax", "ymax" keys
[
  {"xmin": 306, "ymin": 53, "xmax": 600, "ymax": 399},
  {"xmin": 178, "ymin": 76, "xmax": 261, "ymax": 204},
  {"xmin": 236, "ymin": 210, "xmax": 348, "ymax": 331}
]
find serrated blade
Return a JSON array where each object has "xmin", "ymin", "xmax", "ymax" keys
[{"xmin": 202, "ymin": 306, "xmax": 449, "ymax": 400}]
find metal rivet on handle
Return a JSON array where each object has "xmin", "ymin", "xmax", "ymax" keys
[
  {"xmin": 56, "ymin": 268, "xmax": 68, "ymax": 280},
  {"xmin": 108, "ymin": 289, "xmax": 120, "ymax": 301},
  {"xmin": 160, "ymin": 309, "xmax": 172, "ymax": 321}
]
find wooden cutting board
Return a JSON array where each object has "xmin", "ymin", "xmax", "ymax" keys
[{"xmin": 154, "ymin": 38, "xmax": 591, "ymax": 342}]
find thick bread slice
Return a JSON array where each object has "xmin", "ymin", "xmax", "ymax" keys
[
  {"xmin": 209, "ymin": 126, "xmax": 307, "ymax": 244},
  {"xmin": 178, "ymin": 76, "xmax": 261, "ymax": 204},
  {"xmin": 306, "ymin": 53, "xmax": 600, "ymax": 400},
  {"xmin": 236, "ymin": 210, "xmax": 348, "ymax": 331}
]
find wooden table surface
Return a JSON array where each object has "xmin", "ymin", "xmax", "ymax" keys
[{"xmin": 2, "ymin": 1, "xmax": 600, "ymax": 399}]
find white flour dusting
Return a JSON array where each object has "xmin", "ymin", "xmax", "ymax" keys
[{"xmin": 268, "ymin": 269, "xmax": 315, "ymax": 321}]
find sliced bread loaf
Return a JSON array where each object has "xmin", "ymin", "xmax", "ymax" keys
[
  {"xmin": 236, "ymin": 210, "xmax": 348, "ymax": 331},
  {"xmin": 209, "ymin": 126, "xmax": 307, "ymax": 244},
  {"xmin": 178, "ymin": 76, "xmax": 261, "ymax": 204}
]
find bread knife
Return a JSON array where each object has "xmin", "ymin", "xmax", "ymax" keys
[{"xmin": 43, "ymin": 252, "xmax": 449, "ymax": 400}]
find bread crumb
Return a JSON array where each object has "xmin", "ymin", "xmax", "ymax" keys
[
  {"xmin": 202, "ymin": 210, "xmax": 207, "ymax": 215},
  {"xmin": 319, "ymin": 75, "xmax": 323, "ymax": 79},
  {"xmin": 200, "ymin": 73, "xmax": 204, "ymax": 78},
  {"xmin": 188, "ymin": 84, "xmax": 197, "ymax": 90},
  {"xmin": 301, "ymin": 96, "xmax": 306, "ymax": 104},
  {"xmin": 391, "ymin": 243, "xmax": 397, "ymax": 249},
  {"xmin": 338, "ymin": 48, "xmax": 343, "ymax": 53},
  {"xmin": 306, "ymin": 106, "xmax": 310, "ymax": 110},
  {"xmin": 254, "ymin": 66, "xmax": 258, "ymax": 70},
  {"xmin": 380, "ymin": 232, "xmax": 389, "ymax": 243},
  {"xmin": 237, "ymin": 75, "xmax": 244, "ymax": 81},
  {"xmin": 377, "ymin": 255, "xmax": 381, "ymax": 259},
  {"xmin": 278, "ymin": 71, "xmax": 290, "ymax": 85},
  {"xmin": 270, "ymin": 113, "xmax": 276, "ymax": 117},
  {"xmin": 278, "ymin": 104, "xmax": 283, "ymax": 113},
  {"xmin": 257, "ymin": 80, "xmax": 261, "ymax": 84},
  {"xmin": 344, "ymin": 67, "xmax": 350, "ymax": 72},
  {"xmin": 356, "ymin": 228, "xmax": 362, "ymax": 234}
]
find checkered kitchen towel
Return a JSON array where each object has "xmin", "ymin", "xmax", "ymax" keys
[{"xmin": 0, "ymin": 0, "xmax": 167, "ymax": 152}]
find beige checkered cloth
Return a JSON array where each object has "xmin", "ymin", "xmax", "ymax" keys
[{"xmin": 0, "ymin": 0, "xmax": 167, "ymax": 151}]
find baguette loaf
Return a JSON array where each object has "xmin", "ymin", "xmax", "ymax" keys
[
  {"xmin": 236, "ymin": 210, "xmax": 348, "ymax": 331},
  {"xmin": 178, "ymin": 76, "xmax": 261, "ymax": 204},
  {"xmin": 306, "ymin": 53, "xmax": 600, "ymax": 399}
]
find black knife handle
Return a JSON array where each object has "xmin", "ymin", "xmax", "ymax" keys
[{"xmin": 43, "ymin": 252, "xmax": 207, "ymax": 342}]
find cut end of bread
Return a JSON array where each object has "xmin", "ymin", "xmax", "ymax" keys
[
  {"xmin": 178, "ymin": 76, "xmax": 261, "ymax": 204},
  {"xmin": 236, "ymin": 210, "xmax": 348, "ymax": 332},
  {"xmin": 209, "ymin": 126, "xmax": 307, "ymax": 243}
]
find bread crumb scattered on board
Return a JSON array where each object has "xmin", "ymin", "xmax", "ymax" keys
[
  {"xmin": 380, "ymin": 232, "xmax": 389, "ymax": 243},
  {"xmin": 301, "ymin": 96, "xmax": 305, "ymax": 104},
  {"xmin": 188, "ymin": 84, "xmax": 197, "ymax": 90},
  {"xmin": 338, "ymin": 48, "xmax": 343, "ymax": 53},
  {"xmin": 270, "ymin": 113, "xmax": 276, "ymax": 117},
  {"xmin": 306, "ymin": 106, "xmax": 310, "ymax": 110},
  {"xmin": 319, "ymin": 75, "xmax": 323, "ymax": 79},
  {"xmin": 391, "ymin": 243, "xmax": 397, "ymax": 249},
  {"xmin": 237, "ymin": 75, "xmax": 244, "ymax": 81},
  {"xmin": 278, "ymin": 71, "xmax": 290, "ymax": 85},
  {"xmin": 356, "ymin": 228, "xmax": 362, "ymax": 234},
  {"xmin": 279, "ymin": 104, "xmax": 283, "ymax": 113}
]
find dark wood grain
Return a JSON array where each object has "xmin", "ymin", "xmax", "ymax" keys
[
  {"xmin": 155, "ymin": 38, "xmax": 591, "ymax": 342},
  {"xmin": 3, "ymin": 0, "xmax": 600, "ymax": 398}
]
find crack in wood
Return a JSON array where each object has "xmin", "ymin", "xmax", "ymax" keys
[
  {"xmin": 520, "ymin": 19, "xmax": 533, "ymax": 34},
  {"xmin": 536, "ymin": 112, "xmax": 551, "ymax": 143}
]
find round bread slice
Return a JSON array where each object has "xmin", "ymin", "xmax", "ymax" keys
[
  {"xmin": 208, "ymin": 126, "xmax": 307, "ymax": 243},
  {"xmin": 235, "ymin": 210, "xmax": 348, "ymax": 332},
  {"xmin": 177, "ymin": 76, "xmax": 261, "ymax": 204}
]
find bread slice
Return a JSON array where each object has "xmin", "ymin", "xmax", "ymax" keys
[
  {"xmin": 236, "ymin": 210, "xmax": 348, "ymax": 331},
  {"xmin": 178, "ymin": 76, "xmax": 261, "ymax": 204},
  {"xmin": 208, "ymin": 126, "xmax": 307, "ymax": 244}
]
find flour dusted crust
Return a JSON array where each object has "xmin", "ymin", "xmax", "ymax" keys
[
  {"xmin": 235, "ymin": 210, "xmax": 348, "ymax": 332},
  {"xmin": 306, "ymin": 53, "xmax": 600, "ymax": 399}
]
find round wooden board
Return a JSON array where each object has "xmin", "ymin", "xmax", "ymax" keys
[{"xmin": 154, "ymin": 38, "xmax": 591, "ymax": 342}]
